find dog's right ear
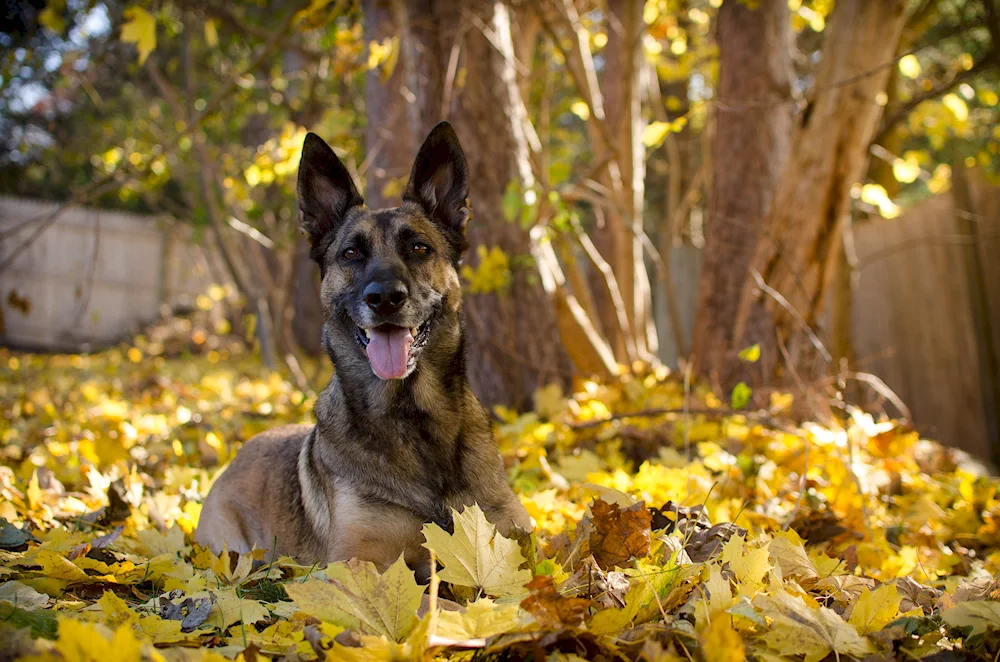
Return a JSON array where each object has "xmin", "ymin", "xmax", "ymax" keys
[{"xmin": 297, "ymin": 133, "xmax": 364, "ymax": 259}]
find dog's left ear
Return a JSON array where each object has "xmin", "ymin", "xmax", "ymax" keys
[{"xmin": 403, "ymin": 122, "xmax": 470, "ymax": 241}]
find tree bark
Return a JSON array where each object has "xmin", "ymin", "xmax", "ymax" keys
[
  {"xmin": 363, "ymin": 0, "xmax": 419, "ymax": 208},
  {"xmin": 590, "ymin": 0, "xmax": 656, "ymax": 365},
  {"xmin": 452, "ymin": 0, "xmax": 573, "ymax": 408},
  {"xmin": 734, "ymin": 0, "xmax": 908, "ymax": 384},
  {"xmin": 692, "ymin": 0, "xmax": 793, "ymax": 389},
  {"xmin": 364, "ymin": 0, "xmax": 572, "ymax": 409}
]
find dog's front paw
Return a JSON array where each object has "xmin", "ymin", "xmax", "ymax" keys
[
  {"xmin": 410, "ymin": 561, "xmax": 433, "ymax": 586},
  {"xmin": 430, "ymin": 506, "xmax": 454, "ymax": 534}
]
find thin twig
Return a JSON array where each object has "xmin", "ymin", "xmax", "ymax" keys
[
  {"xmin": 843, "ymin": 371, "xmax": 912, "ymax": 421},
  {"xmin": 751, "ymin": 268, "xmax": 833, "ymax": 364},
  {"xmin": 569, "ymin": 405, "xmax": 792, "ymax": 431},
  {"xmin": 227, "ymin": 216, "xmax": 275, "ymax": 249}
]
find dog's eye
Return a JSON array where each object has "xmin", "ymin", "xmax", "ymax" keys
[
  {"xmin": 412, "ymin": 242, "xmax": 430, "ymax": 256},
  {"xmin": 343, "ymin": 247, "xmax": 361, "ymax": 261}
]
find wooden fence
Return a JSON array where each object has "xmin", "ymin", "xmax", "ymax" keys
[
  {"xmin": 0, "ymin": 196, "xmax": 225, "ymax": 351},
  {"xmin": 650, "ymin": 170, "xmax": 999, "ymax": 459},
  {"xmin": 852, "ymin": 169, "xmax": 999, "ymax": 460}
]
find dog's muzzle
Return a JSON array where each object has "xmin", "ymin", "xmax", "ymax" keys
[{"xmin": 354, "ymin": 317, "xmax": 433, "ymax": 380}]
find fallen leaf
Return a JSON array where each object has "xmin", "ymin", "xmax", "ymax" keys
[
  {"xmin": 160, "ymin": 591, "xmax": 215, "ymax": 632},
  {"xmin": 941, "ymin": 600, "xmax": 1000, "ymax": 636},
  {"xmin": 700, "ymin": 615, "xmax": 746, "ymax": 662},
  {"xmin": 847, "ymin": 584, "xmax": 901, "ymax": 634},
  {"xmin": 755, "ymin": 589, "xmax": 873, "ymax": 662},
  {"xmin": 423, "ymin": 504, "xmax": 531, "ymax": 597},
  {"xmin": 201, "ymin": 588, "xmax": 269, "ymax": 632},
  {"xmin": 287, "ymin": 554, "xmax": 424, "ymax": 642},
  {"xmin": 589, "ymin": 498, "xmax": 651, "ymax": 570},
  {"xmin": 519, "ymin": 575, "xmax": 591, "ymax": 629},
  {"xmin": 435, "ymin": 598, "xmax": 521, "ymax": 640},
  {"xmin": 52, "ymin": 618, "xmax": 143, "ymax": 662},
  {"xmin": 767, "ymin": 531, "xmax": 818, "ymax": 583},
  {"xmin": 0, "ymin": 580, "xmax": 51, "ymax": 609}
]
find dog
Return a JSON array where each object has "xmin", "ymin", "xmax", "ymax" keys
[{"xmin": 194, "ymin": 122, "xmax": 532, "ymax": 578}]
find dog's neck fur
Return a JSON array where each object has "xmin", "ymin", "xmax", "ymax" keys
[{"xmin": 304, "ymin": 312, "xmax": 474, "ymax": 532}]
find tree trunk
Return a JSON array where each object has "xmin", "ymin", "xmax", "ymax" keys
[
  {"xmin": 291, "ymin": 235, "xmax": 323, "ymax": 356},
  {"xmin": 363, "ymin": 0, "xmax": 419, "ymax": 208},
  {"xmin": 590, "ymin": 0, "xmax": 656, "ymax": 365},
  {"xmin": 451, "ymin": 0, "xmax": 573, "ymax": 408},
  {"xmin": 734, "ymin": 0, "xmax": 908, "ymax": 384},
  {"xmin": 692, "ymin": 0, "xmax": 793, "ymax": 390},
  {"xmin": 365, "ymin": 0, "xmax": 572, "ymax": 409}
]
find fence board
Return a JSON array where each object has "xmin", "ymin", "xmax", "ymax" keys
[
  {"xmin": 0, "ymin": 196, "xmax": 220, "ymax": 351},
  {"xmin": 852, "ymin": 190, "xmax": 993, "ymax": 459}
]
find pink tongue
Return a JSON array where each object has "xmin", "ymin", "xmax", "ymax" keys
[{"xmin": 365, "ymin": 327, "xmax": 414, "ymax": 379}]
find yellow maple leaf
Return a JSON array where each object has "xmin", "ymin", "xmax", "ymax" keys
[
  {"xmin": 755, "ymin": 590, "xmax": 872, "ymax": 662},
  {"xmin": 589, "ymin": 583, "xmax": 645, "ymax": 635},
  {"xmin": 97, "ymin": 591, "xmax": 138, "ymax": 629},
  {"xmin": 847, "ymin": 584, "xmax": 901, "ymax": 634},
  {"xmin": 198, "ymin": 588, "xmax": 269, "ymax": 633},
  {"xmin": 695, "ymin": 566, "xmax": 735, "ymax": 625},
  {"xmin": 768, "ymin": 531, "xmax": 818, "ymax": 583},
  {"xmin": 34, "ymin": 550, "xmax": 91, "ymax": 584},
  {"xmin": 51, "ymin": 618, "xmax": 143, "ymax": 662},
  {"xmin": 286, "ymin": 554, "xmax": 425, "ymax": 642},
  {"xmin": 700, "ymin": 616, "xmax": 745, "ymax": 662},
  {"xmin": 121, "ymin": 8, "xmax": 156, "ymax": 65},
  {"xmin": 435, "ymin": 598, "xmax": 521, "ymax": 640},
  {"xmin": 422, "ymin": 504, "xmax": 531, "ymax": 597},
  {"xmin": 722, "ymin": 535, "xmax": 771, "ymax": 597}
]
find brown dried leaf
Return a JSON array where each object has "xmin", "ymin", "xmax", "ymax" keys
[
  {"xmin": 519, "ymin": 575, "xmax": 591, "ymax": 629},
  {"xmin": 589, "ymin": 498, "xmax": 651, "ymax": 570}
]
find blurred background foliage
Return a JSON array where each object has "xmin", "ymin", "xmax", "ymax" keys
[{"xmin": 1, "ymin": 0, "xmax": 998, "ymax": 415}]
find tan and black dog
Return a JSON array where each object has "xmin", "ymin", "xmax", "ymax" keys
[{"xmin": 194, "ymin": 122, "xmax": 531, "ymax": 579}]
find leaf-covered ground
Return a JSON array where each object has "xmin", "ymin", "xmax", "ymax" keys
[{"xmin": 2, "ymin": 331, "xmax": 1000, "ymax": 662}]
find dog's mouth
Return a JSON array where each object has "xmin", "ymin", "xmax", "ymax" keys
[{"xmin": 354, "ymin": 318, "xmax": 432, "ymax": 380}]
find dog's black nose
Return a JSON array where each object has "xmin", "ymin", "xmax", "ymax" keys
[{"xmin": 363, "ymin": 280, "xmax": 408, "ymax": 315}]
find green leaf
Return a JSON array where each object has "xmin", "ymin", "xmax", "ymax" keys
[
  {"xmin": 941, "ymin": 601, "xmax": 1000, "ymax": 636},
  {"xmin": 731, "ymin": 382, "xmax": 752, "ymax": 410},
  {"xmin": 738, "ymin": 344, "xmax": 760, "ymax": 363},
  {"xmin": 422, "ymin": 504, "xmax": 531, "ymax": 597},
  {"xmin": 121, "ymin": 8, "xmax": 157, "ymax": 65},
  {"xmin": 534, "ymin": 559, "xmax": 557, "ymax": 576},
  {"xmin": 0, "ymin": 602, "xmax": 58, "ymax": 640}
]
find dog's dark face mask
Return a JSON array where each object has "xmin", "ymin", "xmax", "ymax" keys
[{"xmin": 297, "ymin": 122, "xmax": 470, "ymax": 381}]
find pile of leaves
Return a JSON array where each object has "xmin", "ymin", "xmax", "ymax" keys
[{"xmin": 2, "ymin": 340, "xmax": 1000, "ymax": 662}]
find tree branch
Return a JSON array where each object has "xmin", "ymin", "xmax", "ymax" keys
[
  {"xmin": 873, "ymin": 51, "xmax": 999, "ymax": 144},
  {"xmin": 174, "ymin": 0, "xmax": 325, "ymax": 60}
]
